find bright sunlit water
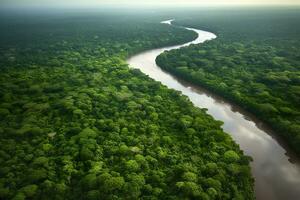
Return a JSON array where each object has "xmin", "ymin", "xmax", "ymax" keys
[{"xmin": 127, "ymin": 19, "xmax": 300, "ymax": 200}]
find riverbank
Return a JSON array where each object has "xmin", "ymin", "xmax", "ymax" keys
[{"xmin": 127, "ymin": 19, "xmax": 300, "ymax": 200}]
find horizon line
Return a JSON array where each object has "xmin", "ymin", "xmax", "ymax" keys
[{"xmin": 1, "ymin": 4, "xmax": 300, "ymax": 9}]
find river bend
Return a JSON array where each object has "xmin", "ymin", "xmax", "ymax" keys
[{"xmin": 127, "ymin": 19, "xmax": 300, "ymax": 200}]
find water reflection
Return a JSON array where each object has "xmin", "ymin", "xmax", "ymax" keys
[{"xmin": 127, "ymin": 19, "xmax": 300, "ymax": 200}]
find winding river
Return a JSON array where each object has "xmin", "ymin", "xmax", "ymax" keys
[{"xmin": 127, "ymin": 20, "xmax": 300, "ymax": 200}]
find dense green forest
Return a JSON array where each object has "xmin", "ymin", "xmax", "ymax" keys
[
  {"xmin": 0, "ymin": 10, "xmax": 253, "ymax": 199},
  {"xmin": 157, "ymin": 8, "xmax": 300, "ymax": 154}
]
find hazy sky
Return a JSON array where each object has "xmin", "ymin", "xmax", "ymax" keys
[{"xmin": 2, "ymin": 0, "xmax": 300, "ymax": 7}]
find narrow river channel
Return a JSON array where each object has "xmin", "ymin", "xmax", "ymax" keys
[{"xmin": 127, "ymin": 19, "xmax": 300, "ymax": 200}]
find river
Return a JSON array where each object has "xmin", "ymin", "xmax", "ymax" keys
[{"xmin": 126, "ymin": 19, "xmax": 300, "ymax": 200}]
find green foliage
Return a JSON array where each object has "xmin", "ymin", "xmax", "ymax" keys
[
  {"xmin": 157, "ymin": 9, "xmax": 300, "ymax": 154},
  {"xmin": 125, "ymin": 160, "xmax": 140, "ymax": 172},
  {"xmin": 224, "ymin": 151, "xmax": 240, "ymax": 163},
  {"xmin": 0, "ymin": 10, "xmax": 253, "ymax": 200},
  {"xmin": 20, "ymin": 184, "xmax": 38, "ymax": 197}
]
